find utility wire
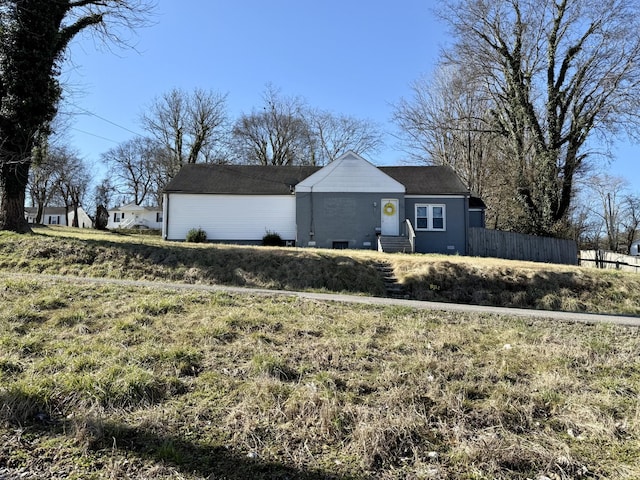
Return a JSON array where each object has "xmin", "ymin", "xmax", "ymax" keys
[
  {"xmin": 71, "ymin": 128, "xmax": 121, "ymax": 144},
  {"xmin": 68, "ymin": 102, "xmax": 144, "ymax": 137}
]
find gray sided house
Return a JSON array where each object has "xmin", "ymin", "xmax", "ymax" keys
[{"xmin": 162, "ymin": 152, "xmax": 484, "ymax": 254}]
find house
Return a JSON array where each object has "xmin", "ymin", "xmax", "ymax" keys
[
  {"xmin": 630, "ymin": 240, "xmax": 640, "ymax": 256},
  {"xmin": 107, "ymin": 203, "xmax": 163, "ymax": 230},
  {"xmin": 162, "ymin": 152, "xmax": 485, "ymax": 254},
  {"xmin": 26, "ymin": 207, "xmax": 67, "ymax": 226},
  {"xmin": 68, "ymin": 207, "xmax": 93, "ymax": 229},
  {"xmin": 25, "ymin": 206, "xmax": 92, "ymax": 228}
]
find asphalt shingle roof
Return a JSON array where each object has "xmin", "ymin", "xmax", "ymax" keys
[
  {"xmin": 164, "ymin": 164, "xmax": 321, "ymax": 195},
  {"xmin": 379, "ymin": 166, "xmax": 469, "ymax": 195},
  {"xmin": 164, "ymin": 163, "xmax": 470, "ymax": 196},
  {"xmin": 24, "ymin": 207, "xmax": 67, "ymax": 215}
]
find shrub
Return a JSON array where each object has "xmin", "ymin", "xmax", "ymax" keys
[
  {"xmin": 262, "ymin": 231, "xmax": 283, "ymax": 246},
  {"xmin": 186, "ymin": 228, "xmax": 207, "ymax": 243}
]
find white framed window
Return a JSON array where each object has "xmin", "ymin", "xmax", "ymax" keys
[
  {"xmin": 156, "ymin": 212, "xmax": 163, "ymax": 222},
  {"xmin": 114, "ymin": 212, "xmax": 122, "ymax": 222},
  {"xmin": 415, "ymin": 204, "xmax": 446, "ymax": 231}
]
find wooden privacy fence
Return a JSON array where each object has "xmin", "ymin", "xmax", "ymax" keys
[
  {"xmin": 579, "ymin": 250, "xmax": 640, "ymax": 273},
  {"xmin": 468, "ymin": 228, "xmax": 578, "ymax": 265}
]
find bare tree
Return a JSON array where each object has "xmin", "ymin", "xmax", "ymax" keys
[
  {"xmin": 141, "ymin": 88, "xmax": 229, "ymax": 172},
  {"xmin": 621, "ymin": 194, "xmax": 640, "ymax": 253},
  {"xmin": 0, "ymin": 0, "xmax": 154, "ymax": 233},
  {"xmin": 232, "ymin": 85, "xmax": 311, "ymax": 166},
  {"xmin": 232, "ymin": 85, "xmax": 381, "ymax": 166},
  {"xmin": 101, "ymin": 137, "xmax": 158, "ymax": 206},
  {"xmin": 28, "ymin": 112, "xmax": 78, "ymax": 223},
  {"xmin": 394, "ymin": 65, "xmax": 499, "ymax": 198},
  {"xmin": 29, "ymin": 147, "xmax": 61, "ymax": 225},
  {"xmin": 585, "ymin": 174, "xmax": 629, "ymax": 251},
  {"xmin": 51, "ymin": 148, "xmax": 91, "ymax": 228},
  {"xmin": 568, "ymin": 201, "xmax": 602, "ymax": 249},
  {"xmin": 438, "ymin": 0, "xmax": 640, "ymax": 236},
  {"xmin": 305, "ymin": 109, "xmax": 382, "ymax": 165},
  {"xmin": 393, "ymin": 64, "xmax": 530, "ymax": 230}
]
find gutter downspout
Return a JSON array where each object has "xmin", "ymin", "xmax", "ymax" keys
[
  {"xmin": 163, "ymin": 194, "xmax": 169, "ymax": 240},
  {"xmin": 309, "ymin": 185, "xmax": 314, "ymax": 244},
  {"xmin": 464, "ymin": 193, "xmax": 470, "ymax": 255}
]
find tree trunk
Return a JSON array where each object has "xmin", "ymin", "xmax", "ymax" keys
[
  {"xmin": 36, "ymin": 200, "xmax": 45, "ymax": 224},
  {"xmin": 64, "ymin": 204, "xmax": 70, "ymax": 227},
  {"xmin": 72, "ymin": 203, "xmax": 79, "ymax": 227},
  {"xmin": 0, "ymin": 162, "xmax": 32, "ymax": 233}
]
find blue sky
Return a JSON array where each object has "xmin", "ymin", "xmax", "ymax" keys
[{"xmin": 63, "ymin": 0, "xmax": 639, "ymax": 190}]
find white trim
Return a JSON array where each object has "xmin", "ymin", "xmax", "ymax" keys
[{"xmin": 415, "ymin": 203, "xmax": 447, "ymax": 231}]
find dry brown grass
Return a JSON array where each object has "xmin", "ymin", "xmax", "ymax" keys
[
  {"xmin": 0, "ymin": 277, "xmax": 638, "ymax": 479},
  {"xmin": 3, "ymin": 225, "xmax": 639, "ymax": 315},
  {"xmin": 388, "ymin": 254, "xmax": 640, "ymax": 315},
  {"xmin": 1, "ymin": 227, "xmax": 639, "ymax": 478}
]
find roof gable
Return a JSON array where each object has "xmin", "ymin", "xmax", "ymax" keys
[{"xmin": 295, "ymin": 151, "xmax": 405, "ymax": 193}]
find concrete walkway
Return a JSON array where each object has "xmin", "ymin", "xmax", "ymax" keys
[{"xmin": 4, "ymin": 272, "xmax": 639, "ymax": 328}]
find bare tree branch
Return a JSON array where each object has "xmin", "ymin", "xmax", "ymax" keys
[
  {"xmin": 429, "ymin": 0, "xmax": 640, "ymax": 236},
  {"xmin": 0, "ymin": 0, "xmax": 155, "ymax": 232}
]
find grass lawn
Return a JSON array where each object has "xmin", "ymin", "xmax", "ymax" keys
[
  {"xmin": 0, "ymin": 227, "xmax": 639, "ymax": 479},
  {"xmin": 2, "ymin": 226, "xmax": 640, "ymax": 315}
]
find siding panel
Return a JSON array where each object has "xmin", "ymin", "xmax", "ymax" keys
[
  {"xmin": 296, "ymin": 152, "xmax": 404, "ymax": 193},
  {"xmin": 166, "ymin": 194, "xmax": 296, "ymax": 241}
]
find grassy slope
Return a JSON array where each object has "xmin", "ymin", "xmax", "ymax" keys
[
  {"xmin": 0, "ymin": 227, "xmax": 639, "ymax": 479},
  {"xmin": 1, "ymin": 226, "xmax": 640, "ymax": 315}
]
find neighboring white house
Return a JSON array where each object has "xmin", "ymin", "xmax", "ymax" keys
[
  {"xmin": 107, "ymin": 203, "xmax": 163, "ymax": 230},
  {"xmin": 25, "ymin": 206, "xmax": 92, "ymax": 228},
  {"xmin": 630, "ymin": 240, "xmax": 640, "ymax": 256}
]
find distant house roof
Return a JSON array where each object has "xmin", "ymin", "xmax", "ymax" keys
[
  {"xmin": 25, "ymin": 207, "xmax": 67, "ymax": 215},
  {"xmin": 111, "ymin": 202, "xmax": 161, "ymax": 212},
  {"xmin": 164, "ymin": 164, "xmax": 321, "ymax": 195},
  {"xmin": 164, "ymin": 163, "xmax": 471, "ymax": 196}
]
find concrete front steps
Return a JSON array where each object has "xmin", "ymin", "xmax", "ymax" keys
[{"xmin": 378, "ymin": 235, "xmax": 413, "ymax": 253}]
